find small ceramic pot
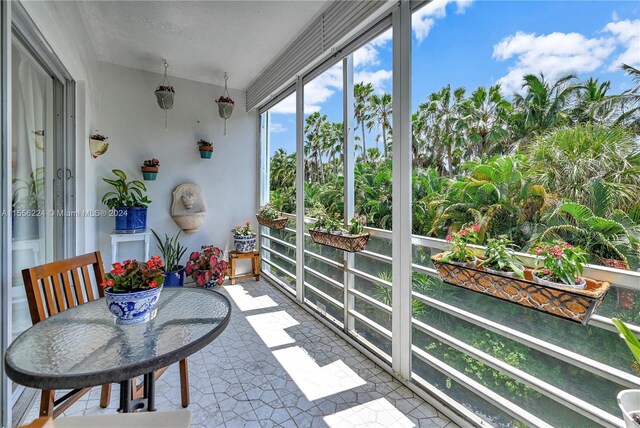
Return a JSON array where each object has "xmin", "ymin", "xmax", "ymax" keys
[
  {"xmin": 199, "ymin": 147, "xmax": 213, "ymax": 159},
  {"xmin": 141, "ymin": 166, "xmax": 159, "ymax": 181},
  {"xmin": 234, "ymin": 233, "xmax": 257, "ymax": 253},
  {"xmin": 89, "ymin": 138, "xmax": 109, "ymax": 158},
  {"xmin": 532, "ymin": 271, "xmax": 586, "ymax": 290},
  {"xmin": 104, "ymin": 286, "xmax": 162, "ymax": 325},
  {"xmin": 163, "ymin": 266, "xmax": 185, "ymax": 287}
]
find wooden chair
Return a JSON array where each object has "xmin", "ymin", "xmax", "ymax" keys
[{"xmin": 22, "ymin": 251, "xmax": 190, "ymax": 418}]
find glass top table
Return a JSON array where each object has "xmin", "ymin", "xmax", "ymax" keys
[{"xmin": 5, "ymin": 288, "xmax": 231, "ymax": 391}]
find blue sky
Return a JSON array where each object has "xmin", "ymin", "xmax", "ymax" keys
[{"xmin": 268, "ymin": 0, "xmax": 640, "ymax": 155}]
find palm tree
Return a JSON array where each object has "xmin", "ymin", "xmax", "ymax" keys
[
  {"xmin": 269, "ymin": 148, "xmax": 295, "ymax": 190},
  {"xmin": 370, "ymin": 93, "xmax": 392, "ymax": 159},
  {"xmin": 461, "ymin": 85, "xmax": 511, "ymax": 158},
  {"xmin": 572, "ymin": 77, "xmax": 614, "ymax": 125},
  {"xmin": 354, "ymin": 82, "xmax": 374, "ymax": 163},
  {"xmin": 614, "ymin": 64, "xmax": 640, "ymax": 131},
  {"xmin": 424, "ymin": 85, "xmax": 466, "ymax": 177},
  {"xmin": 526, "ymin": 124, "xmax": 640, "ymax": 211},
  {"xmin": 304, "ymin": 112, "xmax": 328, "ymax": 183},
  {"xmin": 511, "ymin": 73, "xmax": 579, "ymax": 145}
]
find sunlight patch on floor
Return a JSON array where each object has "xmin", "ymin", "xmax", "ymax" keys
[
  {"xmin": 272, "ymin": 346, "xmax": 366, "ymax": 401},
  {"xmin": 323, "ymin": 397, "xmax": 416, "ymax": 428},
  {"xmin": 223, "ymin": 284, "xmax": 278, "ymax": 311},
  {"xmin": 246, "ymin": 310, "xmax": 299, "ymax": 348}
]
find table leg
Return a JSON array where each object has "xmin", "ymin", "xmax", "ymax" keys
[
  {"xmin": 119, "ymin": 380, "xmax": 131, "ymax": 413},
  {"xmin": 146, "ymin": 371, "xmax": 156, "ymax": 411},
  {"xmin": 231, "ymin": 257, "xmax": 237, "ymax": 285}
]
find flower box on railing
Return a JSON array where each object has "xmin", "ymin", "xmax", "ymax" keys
[
  {"xmin": 256, "ymin": 215, "xmax": 288, "ymax": 230},
  {"xmin": 309, "ymin": 229, "xmax": 370, "ymax": 253},
  {"xmin": 431, "ymin": 252, "xmax": 611, "ymax": 325}
]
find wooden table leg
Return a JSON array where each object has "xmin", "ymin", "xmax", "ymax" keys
[
  {"xmin": 39, "ymin": 390, "xmax": 54, "ymax": 417},
  {"xmin": 230, "ymin": 257, "xmax": 237, "ymax": 285},
  {"xmin": 253, "ymin": 254, "xmax": 260, "ymax": 281},
  {"xmin": 179, "ymin": 359, "xmax": 190, "ymax": 407}
]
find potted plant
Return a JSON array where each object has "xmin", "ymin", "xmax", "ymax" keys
[
  {"xmin": 101, "ymin": 169, "xmax": 151, "ymax": 233},
  {"xmin": 216, "ymin": 95, "xmax": 235, "ymax": 120},
  {"xmin": 141, "ymin": 158, "xmax": 160, "ymax": 181},
  {"xmin": 309, "ymin": 214, "xmax": 370, "ymax": 252},
  {"xmin": 256, "ymin": 204, "xmax": 288, "ymax": 229},
  {"xmin": 478, "ymin": 236, "xmax": 524, "ymax": 278},
  {"xmin": 197, "ymin": 139, "xmax": 213, "ymax": 159},
  {"xmin": 100, "ymin": 256, "xmax": 165, "ymax": 324},
  {"xmin": 89, "ymin": 132, "xmax": 109, "ymax": 159},
  {"xmin": 152, "ymin": 229, "xmax": 187, "ymax": 287},
  {"xmin": 613, "ymin": 318, "xmax": 640, "ymax": 427},
  {"xmin": 154, "ymin": 85, "xmax": 175, "ymax": 110},
  {"xmin": 532, "ymin": 241, "xmax": 588, "ymax": 289},
  {"xmin": 232, "ymin": 221, "xmax": 257, "ymax": 253},
  {"xmin": 185, "ymin": 245, "xmax": 229, "ymax": 287},
  {"xmin": 439, "ymin": 223, "xmax": 481, "ymax": 267}
]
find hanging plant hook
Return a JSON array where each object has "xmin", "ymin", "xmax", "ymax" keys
[
  {"xmin": 154, "ymin": 59, "xmax": 175, "ymax": 129},
  {"xmin": 215, "ymin": 72, "xmax": 235, "ymax": 136}
]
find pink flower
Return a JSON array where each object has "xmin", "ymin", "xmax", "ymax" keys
[
  {"xmin": 470, "ymin": 223, "xmax": 481, "ymax": 233},
  {"xmin": 246, "ymin": 221, "xmax": 251, "ymax": 226},
  {"xmin": 446, "ymin": 234, "xmax": 452, "ymax": 242}
]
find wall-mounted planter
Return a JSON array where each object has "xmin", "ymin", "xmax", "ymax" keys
[
  {"xmin": 141, "ymin": 166, "xmax": 159, "ymax": 181},
  {"xmin": 256, "ymin": 215, "xmax": 288, "ymax": 230},
  {"xmin": 89, "ymin": 137, "xmax": 109, "ymax": 158},
  {"xmin": 431, "ymin": 252, "xmax": 611, "ymax": 325},
  {"xmin": 309, "ymin": 229, "xmax": 370, "ymax": 253},
  {"xmin": 199, "ymin": 147, "xmax": 213, "ymax": 159}
]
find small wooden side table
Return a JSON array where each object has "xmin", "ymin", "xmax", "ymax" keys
[{"xmin": 229, "ymin": 250, "xmax": 260, "ymax": 285}]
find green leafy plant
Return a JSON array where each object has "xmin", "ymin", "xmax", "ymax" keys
[
  {"xmin": 612, "ymin": 318, "xmax": 640, "ymax": 364},
  {"xmin": 257, "ymin": 204, "xmax": 282, "ymax": 220},
  {"xmin": 99, "ymin": 257, "xmax": 165, "ymax": 293},
  {"xmin": 313, "ymin": 215, "xmax": 342, "ymax": 233},
  {"xmin": 532, "ymin": 241, "xmax": 588, "ymax": 286},
  {"xmin": 12, "ymin": 167, "xmax": 45, "ymax": 209},
  {"xmin": 232, "ymin": 221, "xmax": 255, "ymax": 236},
  {"xmin": 440, "ymin": 223, "xmax": 480, "ymax": 263},
  {"xmin": 348, "ymin": 215, "xmax": 366, "ymax": 235},
  {"xmin": 478, "ymin": 236, "xmax": 524, "ymax": 278},
  {"xmin": 101, "ymin": 169, "xmax": 150, "ymax": 209},
  {"xmin": 151, "ymin": 229, "xmax": 187, "ymax": 272}
]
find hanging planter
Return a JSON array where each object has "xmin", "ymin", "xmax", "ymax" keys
[
  {"xmin": 154, "ymin": 60, "xmax": 175, "ymax": 129},
  {"xmin": 197, "ymin": 139, "xmax": 213, "ymax": 159},
  {"xmin": 431, "ymin": 252, "xmax": 611, "ymax": 325},
  {"xmin": 215, "ymin": 72, "xmax": 234, "ymax": 136},
  {"xmin": 309, "ymin": 215, "xmax": 369, "ymax": 253},
  {"xmin": 141, "ymin": 158, "xmax": 160, "ymax": 181},
  {"xmin": 256, "ymin": 204, "xmax": 288, "ymax": 229},
  {"xmin": 89, "ymin": 132, "xmax": 109, "ymax": 159}
]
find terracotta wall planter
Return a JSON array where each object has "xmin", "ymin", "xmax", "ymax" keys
[
  {"xmin": 309, "ymin": 229, "xmax": 370, "ymax": 253},
  {"xmin": 431, "ymin": 252, "xmax": 611, "ymax": 325},
  {"xmin": 256, "ymin": 215, "xmax": 288, "ymax": 230}
]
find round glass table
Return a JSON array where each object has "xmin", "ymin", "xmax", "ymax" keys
[{"xmin": 5, "ymin": 288, "xmax": 231, "ymax": 412}]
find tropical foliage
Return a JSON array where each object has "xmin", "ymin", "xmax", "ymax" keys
[{"xmin": 268, "ymin": 67, "xmax": 640, "ymax": 271}]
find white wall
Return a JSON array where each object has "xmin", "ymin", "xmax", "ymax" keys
[{"xmin": 94, "ymin": 62, "xmax": 258, "ymax": 264}]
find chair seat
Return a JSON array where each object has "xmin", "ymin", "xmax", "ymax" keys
[{"xmin": 54, "ymin": 410, "xmax": 192, "ymax": 428}]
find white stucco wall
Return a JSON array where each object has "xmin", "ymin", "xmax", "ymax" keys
[{"xmin": 93, "ymin": 62, "xmax": 257, "ymax": 264}]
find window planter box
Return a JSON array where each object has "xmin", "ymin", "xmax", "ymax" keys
[
  {"xmin": 431, "ymin": 252, "xmax": 611, "ymax": 325},
  {"xmin": 256, "ymin": 215, "xmax": 288, "ymax": 230},
  {"xmin": 309, "ymin": 229, "xmax": 370, "ymax": 253}
]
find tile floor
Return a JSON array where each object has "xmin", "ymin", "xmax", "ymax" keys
[{"xmin": 22, "ymin": 279, "xmax": 455, "ymax": 428}]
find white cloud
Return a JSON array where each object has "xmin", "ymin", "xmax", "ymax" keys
[
  {"xmin": 269, "ymin": 93, "xmax": 296, "ymax": 114},
  {"xmin": 412, "ymin": 0, "xmax": 474, "ymax": 43},
  {"xmin": 354, "ymin": 69, "xmax": 392, "ymax": 94},
  {"xmin": 492, "ymin": 31, "xmax": 616, "ymax": 94},
  {"xmin": 603, "ymin": 19, "xmax": 640, "ymax": 70},
  {"xmin": 269, "ymin": 122, "xmax": 287, "ymax": 133}
]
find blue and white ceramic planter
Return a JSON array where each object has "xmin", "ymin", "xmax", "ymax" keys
[
  {"xmin": 234, "ymin": 233, "xmax": 256, "ymax": 253},
  {"xmin": 104, "ymin": 286, "xmax": 162, "ymax": 325}
]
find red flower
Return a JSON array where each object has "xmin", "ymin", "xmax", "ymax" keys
[
  {"xmin": 111, "ymin": 262, "xmax": 125, "ymax": 276},
  {"xmin": 99, "ymin": 279, "xmax": 114, "ymax": 288},
  {"xmin": 149, "ymin": 280, "xmax": 157, "ymax": 288}
]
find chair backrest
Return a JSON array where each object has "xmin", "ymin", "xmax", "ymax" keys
[{"xmin": 22, "ymin": 251, "xmax": 107, "ymax": 324}]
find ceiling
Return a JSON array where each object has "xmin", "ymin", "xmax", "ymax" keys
[{"xmin": 77, "ymin": 0, "xmax": 330, "ymax": 90}]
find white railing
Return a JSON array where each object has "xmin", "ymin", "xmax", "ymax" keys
[{"xmin": 260, "ymin": 219, "xmax": 639, "ymax": 427}]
